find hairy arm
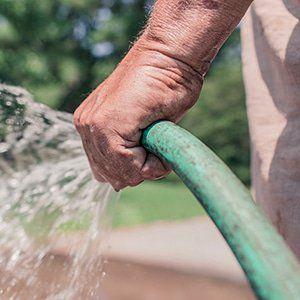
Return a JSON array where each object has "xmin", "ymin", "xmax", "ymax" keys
[
  {"xmin": 74, "ymin": 0, "xmax": 253, "ymax": 190},
  {"xmin": 140, "ymin": 0, "xmax": 252, "ymax": 74}
]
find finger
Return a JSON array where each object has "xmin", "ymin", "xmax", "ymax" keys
[
  {"xmin": 73, "ymin": 92, "xmax": 95, "ymax": 129},
  {"xmin": 89, "ymin": 158, "xmax": 107, "ymax": 182},
  {"xmin": 126, "ymin": 146, "xmax": 147, "ymax": 170},
  {"xmin": 83, "ymin": 144, "xmax": 107, "ymax": 183},
  {"xmin": 141, "ymin": 154, "xmax": 171, "ymax": 180},
  {"xmin": 92, "ymin": 171, "xmax": 107, "ymax": 183},
  {"xmin": 79, "ymin": 131, "xmax": 107, "ymax": 183},
  {"xmin": 111, "ymin": 179, "xmax": 144, "ymax": 192},
  {"xmin": 109, "ymin": 178, "xmax": 132, "ymax": 191},
  {"xmin": 79, "ymin": 100, "xmax": 109, "ymax": 183},
  {"xmin": 116, "ymin": 146, "xmax": 146, "ymax": 187}
]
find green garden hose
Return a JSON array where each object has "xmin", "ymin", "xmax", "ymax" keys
[{"xmin": 142, "ymin": 121, "xmax": 300, "ymax": 300}]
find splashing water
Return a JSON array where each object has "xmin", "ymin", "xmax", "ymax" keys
[{"xmin": 0, "ymin": 84, "xmax": 118, "ymax": 299}]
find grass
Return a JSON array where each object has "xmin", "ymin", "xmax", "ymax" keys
[{"xmin": 112, "ymin": 179, "xmax": 205, "ymax": 228}]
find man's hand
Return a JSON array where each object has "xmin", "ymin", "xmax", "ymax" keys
[
  {"xmin": 74, "ymin": 0, "xmax": 253, "ymax": 190},
  {"xmin": 74, "ymin": 42, "xmax": 202, "ymax": 190}
]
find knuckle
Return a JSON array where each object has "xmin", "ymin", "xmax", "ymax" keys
[
  {"xmin": 119, "ymin": 149, "xmax": 133, "ymax": 159},
  {"xmin": 115, "ymin": 147, "xmax": 137, "ymax": 161},
  {"xmin": 89, "ymin": 114, "xmax": 109, "ymax": 136},
  {"xmin": 94, "ymin": 111, "xmax": 108, "ymax": 127}
]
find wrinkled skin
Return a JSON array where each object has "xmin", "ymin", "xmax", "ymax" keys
[
  {"xmin": 74, "ymin": 42, "xmax": 203, "ymax": 190},
  {"xmin": 74, "ymin": 0, "xmax": 254, "ymax": 191}
]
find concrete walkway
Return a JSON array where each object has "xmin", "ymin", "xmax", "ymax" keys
[{"xmin": 103, "ymin": 217, "xmax": 248, "ymax": 284}]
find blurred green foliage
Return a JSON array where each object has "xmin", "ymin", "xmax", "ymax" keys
[
  {"xmin": 182, "ymin": 60, "xmax": 250, "ymax": 184},
  {"xmin": 0, "ymin": 0, "xmax": 147, "ymax": 110},
  {"xmin": 0, "ymin": 0, "xmax": 250, "ymax": 184}
]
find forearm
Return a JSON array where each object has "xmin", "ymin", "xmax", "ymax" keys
[{"xmin": 138, "ymin": 0, "xmax": 253, "ymax": 75}]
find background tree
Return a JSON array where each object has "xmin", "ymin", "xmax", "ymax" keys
[{"xmin": 0, "ymin": 0, "xmax": 148, "ymax": 111}]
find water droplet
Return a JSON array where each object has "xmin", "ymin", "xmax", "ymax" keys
[
  {"xmin": 0, "ymin": 86, "xmax": 118, "ymax": 298},
  {"xmin": 0, "ymin": 143, "xmax": 9, "ymax": 153}
]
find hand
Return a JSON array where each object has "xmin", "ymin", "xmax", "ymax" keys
[{"xmin": 74, "ymin": 41, "xmax": 203, "ymax": 190}]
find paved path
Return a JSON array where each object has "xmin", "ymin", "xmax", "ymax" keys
[{"xmin": 103, "ymin": 217, "xmax": 248, "ymax": 284}]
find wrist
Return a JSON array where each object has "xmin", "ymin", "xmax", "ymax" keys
[
  {"xmin": 137, "ymin": 32, "xmax": 211, "ymax": 76},
  {"xmin": 136, "ymin": 0, "xmax": 253, "ymax": 76},
  {"xmin": 131, "ymin": 38, "xmax": 204, "ymax": 87}
]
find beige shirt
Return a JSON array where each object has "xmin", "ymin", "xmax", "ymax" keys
[{"xmin": 242, "ymin": 0, "xmax": 300, "ymax": 258}]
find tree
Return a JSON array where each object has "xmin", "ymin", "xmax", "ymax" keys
[
  {"xmin": 0, "ymin": 0, "xmax": 148, "ymax": 111},
  {"xmin": 181, "ymin": 59, "xmax": 250, "ymax": 185}
]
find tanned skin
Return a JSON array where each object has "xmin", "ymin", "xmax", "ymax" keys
[{"xmin": 74, "ymin": 0, "xmax": 253, "ymax": 190}]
